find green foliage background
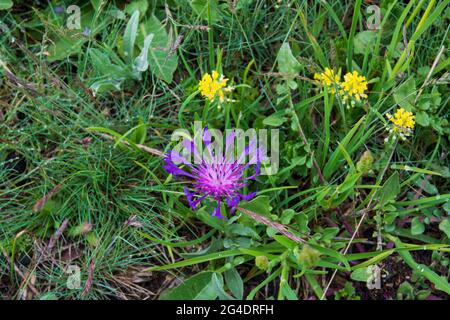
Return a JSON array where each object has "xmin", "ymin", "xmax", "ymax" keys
[{"xmin": 0, "ymin": 0, "xmax": 449, "ymax": 300}]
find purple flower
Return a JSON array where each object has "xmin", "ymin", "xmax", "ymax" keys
[
  {"xmin": 82, "ymin": 27, "xmax": 91, "ymax": 36},
  {"xmin": 54, "ymin": 6, "xmax": 65, "ymax": 14},
  {"xmin": 163, "ymin": 127, "xmax": 263, "ymax": 218}
]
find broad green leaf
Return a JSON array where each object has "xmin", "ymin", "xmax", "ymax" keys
[
  {"xmin": 350, "ymin": 267, "xmax": 371, "ymax": 282},
  {"xmin": 133, "ymin": 33, "xmax": 153, "ymax": 73},
  {"xmin": 224, "ymin": 268, "xmax": 243, "ymax": 299},
  {"xmin": 89, "ymin": 48, "xmax": 127, "ymax": 79},
  {"xmin": 160, "ymin": 272, "xmax": 217, "ymax": 300},
  {"xmin": 305, "ymin": 274, "xmax": 324, "ymax": 299},
  {"xmin": 338, "ymin": 172, "xmax": 361, "ymax": 193},
  {"xmin": 273, "ymin": 235, "xmax": 295, "ymax": 249},
  {"xmin": 123, "ymin": 10, "xmax": 139, "ymax": 63},
  {"xmin": 0, "ymin": 0, "xmax": 13, "ymax": 10},
  {"xmin": 277, "ymin": 42, "xmax": 302, "ymax": 80},
  {"xmin": 354, "ymin": 31, "xmax": 377, "ymax": 54},
  {"xmin": 191, "ymin": 0, "xmax": 222, "ymax": 22},
  {"xmin": 414, "ymin": 178, "xmax": 438, "ymax": 195},
  {"xmin": 377, "ymin": 172, "xmax": 400, "ymax": 206},
  {"xmin": 308, "ymin": 243, "xmax": 351, "ymax": 270},
  {"xmin": 411, "ymin": 217, "xmax": 425, "ymax": 235},
  {"xmin": 415, "ymin": 111, "xmax": 430, "ymax": 127},
  {"xmin": 212, "ymin": 273, "xmax": 235, "ymax": 300},
  {"xmin": 280, "ymin": 209, "xmax": 295, "ymax": 225},
  {"xmin": 239, "ymin": 195, "xmax": 272, "ymax": 217},
  {"xmin": 124, "ymin": 0, "xmax": 148, "ymax": 16},
  {"xmin": 47, "ymin": 36, "xmax": 87, "ymax": 62},
  {"xmin": 197, "ymin": 206, "xmax": 226, "ymax": 231},
  {"xmin": 295, "ymin": 212, "xmax": 310, "ymax": 234},
  {"xmin": 263, "ymin": 110, "xmax": 288, "ymax": 126},
  {"xmin": 439, "ymin": 219, "xmax": 450, "ymax": 238},
  {"xmin": 393, "ymin": 77, "xmax": 416, "ymax": 110},
  {"xmin": 139, "ymin": 15, "xmax": 178, "ymax": 83}
]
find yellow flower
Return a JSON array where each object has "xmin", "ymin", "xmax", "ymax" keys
[
  {"xmin": 385, "ymin": 108, "xmax": 415, "ymax": 141},
  {"xmin": 198, "ymin": 71, "xmax": 231, "ymax": 103},
  {"xmin": 314, "ymin": 67, "xmax": 340, "ymax": 93},
  {"xmin": 341, "ymin": 71, "xmax": 368, "ymax": 101},
  {"xmin": 388, "ymin": 108, "xmax": 415, "ymax": 130}
]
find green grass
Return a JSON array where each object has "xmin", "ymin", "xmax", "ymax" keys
[{"xmin": 0, "ymin": 0, "xmax": 449, "ymax": 300}]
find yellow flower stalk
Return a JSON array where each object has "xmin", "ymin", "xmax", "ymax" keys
[{"xmin": 198, "ymin": 70, "xmax": 233, "ymax": 103}]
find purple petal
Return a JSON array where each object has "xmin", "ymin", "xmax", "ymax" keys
[
  {"xmin": 212, "ymin": 199, "xmax": 224, "ymax": 218},
  {"xmin": 184, "ymin": 187, "xmax": 208, "ymax": 210},
  {"xmin": 163, "ymin": 154, "xmax": 195, "ymax": 178},
  {"xmin": 184, "ymin": 187, "xmax": 197, "ymax": 209},
  {"xmin": 241, "ymin": 192, "xmax": 256, "ymax": 201},
  {"xmin": 54, "ymin": 6, "xmax": 64, "ymax": 14},
  {"xmin": 227, "ymin": 196, "xmax": 240, "ymax": 208},
  {"xmin": 169, "ymin": 150, "xmax": 191, "ymax": 166}
]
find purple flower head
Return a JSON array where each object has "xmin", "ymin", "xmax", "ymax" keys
[{"xmin": 164, "ymin": 126, "xmax": 264, "ymax": 218}]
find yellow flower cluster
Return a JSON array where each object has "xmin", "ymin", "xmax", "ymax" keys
[
  {"xmin": 314, "ymin": 68, "xmax": 340, "ymax": 94},
  {"xmin": 386, "ymin": 108, "xmax": 416, "ymax": 141},
  {"xmin": 314, "ymin": 68, "xmax": 368, "ymax": 107},
  {"xmin": 198, "ymin": 71, "xmax": 232, "ymax": 103},
  {"xmin": 340, "ymin": 71, "xmax": 368, "ymax": 102}
]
